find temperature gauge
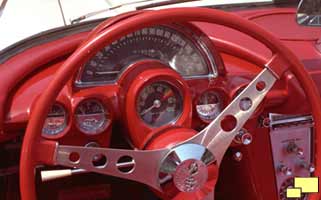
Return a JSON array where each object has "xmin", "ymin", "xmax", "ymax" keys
[{"xmin": 196, "ymin": 90, "xmax": 223, "ymax": 122}]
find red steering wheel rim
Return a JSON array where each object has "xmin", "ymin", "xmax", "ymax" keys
[{"xmin": 20, "ymin": 7, "xmax": 321, "ymax": 200}]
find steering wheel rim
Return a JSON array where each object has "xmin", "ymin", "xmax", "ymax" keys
[{"xmin": 20, "ymin": 7, "xmax": 321, "ymax": 200}]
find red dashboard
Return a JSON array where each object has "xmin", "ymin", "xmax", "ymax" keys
[{"xmin": 1, "ymin": 4, "xmax": 321, "ymax": 200}]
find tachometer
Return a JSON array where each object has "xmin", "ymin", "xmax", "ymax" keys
[
  {"xmin": 75, "ymin": 99, "xmax": 110, "ymax": 135},
  {"xmin": 42, "ymin": 103, "xmax": 67, "ymax": 136},
  {"xmin": 136, "ymin": 82, "xmax": 183, "ymax": 127},
  {"xmin": 196, "ymin": 90, "xmax": 223, "ymax": 122},
  {"xmin": 77, "ymin": 26, "xmax": 215, "ymax": 86}
]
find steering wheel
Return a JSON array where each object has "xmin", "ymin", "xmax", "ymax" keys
[{"xmin": 20, "ymin": 7, "xmax": 321, "ymax": 200}]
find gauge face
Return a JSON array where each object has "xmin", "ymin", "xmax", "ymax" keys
[
  {"xmin": 79, "ymin": 26, "xmax": 212, "ymax": 85},
  {"xmin": 75, "ymin": 99, "xmax": 110, "ymax": 135},
  {"xmin": 136, "ymin": 82, "xmax": 183, "ymax": 127},
  {"xmin": 42, "ymin": 104, "xmax": 67, "ymax": 136},
  {"xmin": 196, "ymin": 91, "xmax": 223, "ymax": 122}
]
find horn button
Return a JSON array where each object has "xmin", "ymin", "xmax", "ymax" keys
[{"xmin": 159, "ymin": 143, "xmax": 216, "ymax": 192}]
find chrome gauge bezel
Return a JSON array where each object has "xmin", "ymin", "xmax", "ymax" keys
[
  {"xmin": 74, "ymin": 23, "xmax": 218, "ymax": 87},
  {"xmin": 75, "ymin": 99, "xmax": 110, "ymax": 135},
  {"xmin": 42, "ymin": 103, "xmax": 68, "ymax": 137}
]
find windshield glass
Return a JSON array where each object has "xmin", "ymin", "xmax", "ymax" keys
[{"xmin": 0, "ymin": 0, "xmax": 273, "ymax": 50}]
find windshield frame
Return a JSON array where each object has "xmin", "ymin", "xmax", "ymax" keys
[{"xmin": 0, "ymin": 0, "xmax": 298, "ymax": 63}]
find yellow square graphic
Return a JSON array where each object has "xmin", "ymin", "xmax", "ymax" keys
[
  {"xmin": 294, "ymin": 177, "xmax": 319, "ymax": 193},
  {"xmin": 286, "ymin": 188, "xmax": 301, "ymax": 198}
]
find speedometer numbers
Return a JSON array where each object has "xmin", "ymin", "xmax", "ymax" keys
[
  {"xmin": 196, "ymin": 90, "xmax": 223, "ymax": 122},
  {"xmin": 75, "ymin": 99, "xmax": 110, "ymax": 135},
  {"xmin": 78, "ymin": 26, "xmax": 214, "ymax": 86},
  {"xmin": 136, "ymin": 82, "xmax": 183, "ymax": 127}
]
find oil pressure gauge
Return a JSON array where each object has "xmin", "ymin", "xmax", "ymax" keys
[
  {"xmin": 75, "ymin": 99, "xmax": 110, "ymax": 135},
  {"xmin": 196, "ymin": 90, "xmax": 223, "ymax": 122}
]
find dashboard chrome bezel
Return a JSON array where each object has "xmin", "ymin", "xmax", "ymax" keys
[{"xmin": 73, "ymin": 23, "xmax": 219, "ymax": 88}]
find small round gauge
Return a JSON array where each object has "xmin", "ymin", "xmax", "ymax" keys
[
  {"xmin": 75, "ymin": 99, "xmax": 110, "ymax": 135},
  {"xmin": 42, "ymin": 103, "xmax": 67, "ymax": 136},
  {"xmin": 136, "ymin": 82, "xmax": 183, "ymax": 127},
  {"xmin": 196, "ymin": 90, "xmax": 223, "ymax": 122}
]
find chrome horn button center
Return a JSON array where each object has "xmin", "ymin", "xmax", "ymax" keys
[
  {"xmin": 158, "ymin": 143, "xmax": 216, "ymax": 193},
  {"xmin": 173, "ymin": 159, "xmax": 208, "ymax": 192}
]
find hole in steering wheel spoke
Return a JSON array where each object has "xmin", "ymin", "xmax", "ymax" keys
[
  {"xmin": 69, "ymin": 152, "xmax": 80, "ymax": 164},
  {"xmin": 220, "ymin": 115, "xmax": 237, "ymax": 132},
  {"xmin": 92, "ymin": 154, "xmax": 107, "ymax": 168},
  {"xmin": 256, "ymin": 81, "xmax": 266, "ymax": 91},
  {"xmin": 239, "ymin": 97, "xmax": 252, "ymax": 111},
  {"xmin": 117, "ymin": 156, "xmax": 135, "ymax": 174}
]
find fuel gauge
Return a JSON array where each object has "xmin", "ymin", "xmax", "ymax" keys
[{"xmin": 196, "ymin": 90, "xmax": 223, "ymax": 122}]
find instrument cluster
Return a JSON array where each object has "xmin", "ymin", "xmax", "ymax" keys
[
  {"xmin": 42, "ymin": 24, "xmax": 226, "ymax": 139},
  {"xmin": 42, "ymin": 87, "xmax": 226, "ymax": 138},
  {"xmin": 75, "ymin": 25, "xmax": 217, "ymax": 86}
]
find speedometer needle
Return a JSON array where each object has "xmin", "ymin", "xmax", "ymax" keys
[{"xmin": 140, "ymin": 99, "xmax": 162, "ymax": 116}]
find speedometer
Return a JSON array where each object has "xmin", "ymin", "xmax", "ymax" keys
[
  {"xmin": 136, "ymin": 81, "xmax": 183, "ymax": 127},
  {"xmin": 77, "ymin": 26, "xmax": 215, "ymax": 86}
]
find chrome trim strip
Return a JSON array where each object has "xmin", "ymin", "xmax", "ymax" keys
[{"xmin": 269, "ymin": 113, "xmax": 313, "ymax": 129}]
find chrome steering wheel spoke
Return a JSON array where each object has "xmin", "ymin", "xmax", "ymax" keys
[
  {"xmin": 53, "ymin": 68, "xmax": 277, "ymax": 195},
  {"xmin": 188, "ymin": 68, "xmax": 277, "ymax": 165},
  {"xmin": 55, "ymin": 68, "xmax": 277, "ymax": 192},
  {"xmin": 55, "ymin": 145, "xmax": 169, "ymax": 191}
]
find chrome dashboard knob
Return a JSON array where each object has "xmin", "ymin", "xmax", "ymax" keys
[
  {"xmin": 241, "ymin": 132, "xmax": 253, "ymax": 145},
  {"xmin": 233, "ymin": 151, "xmax": 243, "ymax": 162},
  {"xmin": 300, "ymin": 161, "xmax": 315, "ymax": 173},
  {"xmin": 233, "ymin": 128, "xmax": 252, "ymax": 145},
  {"xmin": 278, "ymin": 164, "xmax": 293, "ymax": 176},
  {"xmin": 286, "ymin": 142, "xmax": 304, "ymax": 157}
]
